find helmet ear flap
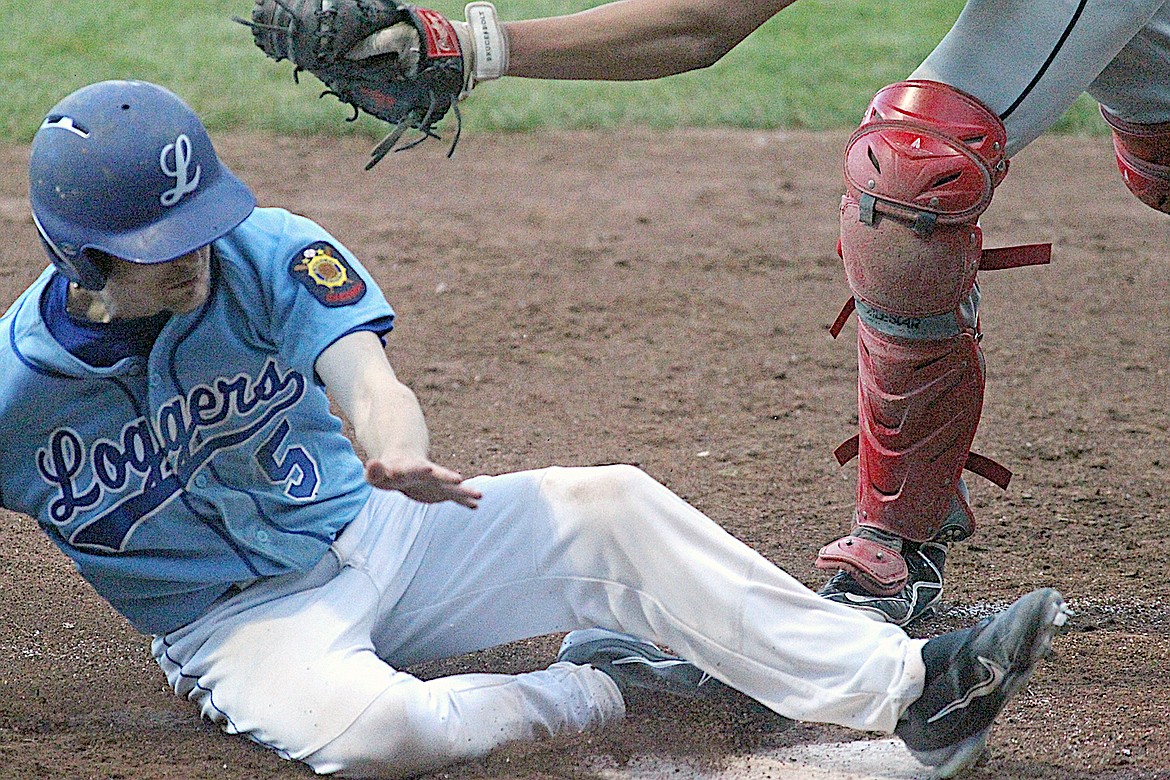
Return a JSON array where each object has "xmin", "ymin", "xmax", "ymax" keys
[{"xmin": 32, "ymin": 211, "xmax": 107, "ymax": 290}]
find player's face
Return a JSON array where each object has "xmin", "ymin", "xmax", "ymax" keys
[{"xmin": 103, "ymin": 245, "xmax": 212, "ymax": 319}]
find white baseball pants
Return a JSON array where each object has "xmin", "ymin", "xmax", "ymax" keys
[{"xmin": 154, "ymin": 465, "xmax": 925, "ymax": 778}]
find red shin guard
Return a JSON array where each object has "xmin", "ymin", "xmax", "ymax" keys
[
  {"xmin": 816, "ymin": 324, "xmax": 984, "ymax": 595},
  {"xmin": 853, "ymin": 322, "xmax": 982, "ymax": 542},
  {"xmin": 818, "ymin": 81, "xmax": 1007, "ymax": 593}
]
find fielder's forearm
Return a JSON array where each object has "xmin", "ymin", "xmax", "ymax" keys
[{"xmin": 502, "ymin": 0, "xmax": 799, "ymax": 80}]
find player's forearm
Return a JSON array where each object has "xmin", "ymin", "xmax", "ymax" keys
[
  {"xmin": 348, "ymin": 372, "xmax": 432, "ymax": 464},
  {"xmin": 317, "ymin": 331, "xmax": 432, "ymax": 463},
  {"xmin": 501, "ymin": 0, "xmax": 798, "ymax": 80}
]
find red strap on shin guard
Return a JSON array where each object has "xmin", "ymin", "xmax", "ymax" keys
[
  {"xmin": 829, "ymin": 298, "xmax": 856, "ymax": 339},
  {"xmin": 963, "ymin": 451, "xmax": 1011, "ymax": 490},
  {"xmin": 834, "ymin": 435, "xmax": 1011, "ymax": 489},
  {"xmin": 979, "ymin": 243, "xmax": 1051, "ymax": 270}
]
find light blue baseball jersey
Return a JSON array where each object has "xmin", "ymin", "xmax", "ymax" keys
[{"xmin": 0, "ymin": 207, "xmax": 395, "ymax": 634}]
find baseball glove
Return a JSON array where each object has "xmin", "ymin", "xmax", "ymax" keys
[{"xmin": 239, "ymin": 0, "xmax": 469, "ymax": 168}]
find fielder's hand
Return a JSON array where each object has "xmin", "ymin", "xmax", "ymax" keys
[
  {"xmin": 366, "ymin": 456, "xmax": 482, "ymax": 508},
  {"xmin": 348, "ymin": 2, "xmax": 508, "ymax": 95},
  {"xmin": 240, "ymin": 0, "xmax": 507, "ymax": 166}
]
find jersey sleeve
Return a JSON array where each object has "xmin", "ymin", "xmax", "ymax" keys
[{"xmin": 258, "ymin": 211, "xmax": 396, "ymax": 379}]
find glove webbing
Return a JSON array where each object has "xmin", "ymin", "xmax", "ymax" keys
[{"xmin": 234, "ymin": 2, "xmax": 463, "ymax": 166}]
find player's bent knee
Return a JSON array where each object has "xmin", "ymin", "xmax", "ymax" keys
[
  {"xmin": 537, "ymin": 463, "xmax": 666, "ymax": 545},
  {"xmin": 540, "ymin": 463, "xmax": 655, "ymax": 512},
  {"xmin": 1101, "ymin": 107, "xmax": 1170, "ymax": 213}
]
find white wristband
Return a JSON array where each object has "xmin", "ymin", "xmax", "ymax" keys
[{"xmin": 465, "ymin": 2, "xmax": 508, "ymax": 82}]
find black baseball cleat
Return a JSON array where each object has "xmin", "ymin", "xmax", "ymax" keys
[
  {"xmin": 557, "ymin": 628, "xmax": 791, "ymax": 727},
  {"xmin": 819, "ymin": 540, "xmax": 947, "ymax": 627},
  {"xmin": 896, "ymin": 587, "xmax": 1072, "ymax": 778}
]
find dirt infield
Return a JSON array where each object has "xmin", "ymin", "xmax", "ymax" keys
[{"xmin": 1, "ymin": 129, "xmax": 1167, "ymax": 780}]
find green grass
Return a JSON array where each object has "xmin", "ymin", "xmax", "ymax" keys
[{"xmin": 0, "ymin": 0, "xmax": 1106, "ymax": 141}]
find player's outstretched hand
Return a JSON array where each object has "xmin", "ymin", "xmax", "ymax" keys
[{"xmin": 366, "ymin": 457, "xmax": 482, "ymax": 508}]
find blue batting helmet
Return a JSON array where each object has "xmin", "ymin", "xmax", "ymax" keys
[{"xmin": 29, "ymin": 80, "xmax": 256, "ymax": 290}]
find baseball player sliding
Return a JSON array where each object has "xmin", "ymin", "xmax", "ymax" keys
[
  {"xmin": 249, "ymin": 0, "xmax": 1170, "ymax": 626},
  {"xmin": 1, "ymin": 79, "xmax": 1070, "ymax": 779}
]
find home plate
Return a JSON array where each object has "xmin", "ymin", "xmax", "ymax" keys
[{"xmin": 591, "ymin": 739, "xmax": 934, "ymax": 780}]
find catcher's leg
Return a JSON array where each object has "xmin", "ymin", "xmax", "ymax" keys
[
  {"xmin": 1100, "ymin": 109, "xmax": 1170, "ymax": 213},
  {"xmin": 816, "ymin": 81, "xmax": 1010, "ymax": 626}
]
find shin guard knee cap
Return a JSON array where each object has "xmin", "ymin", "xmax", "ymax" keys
[{"xmin": 841, "ymin": 81, "xmax": 1008, "ymax": 317}]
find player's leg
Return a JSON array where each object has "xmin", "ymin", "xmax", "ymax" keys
[
  {"xmin": 235, "ymin": 466, "xmax": 922, "ymax": 776},
  {"xmin": 354, "ymin": 466, "xmax": 926, "ymax": 735},
  {"xmin": 818, "ymin": 1, "xmax": 1164, "ymax": 625},
  {"xmin": 155, "ymin": 467, "xmax": 1064, "ymax": 779},
  {"xmin": 302, "ymin": 662, "xmax": 621, "ymax": 777},
  {"xmin": 1090, "ymin": 8, "xmax": 1170, "ymax": 211}
]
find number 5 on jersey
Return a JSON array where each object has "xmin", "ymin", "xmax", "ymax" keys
[{"xmin": 256, "ymin": 419, "xmax": 320, "ymax": 500}]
